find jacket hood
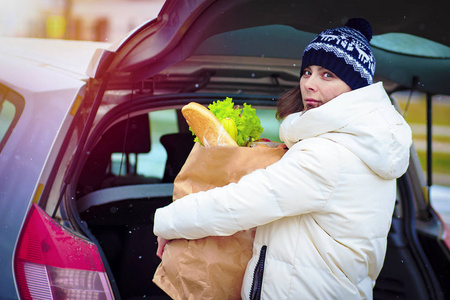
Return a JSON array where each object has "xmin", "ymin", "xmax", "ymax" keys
[{"xmin": 279, "ymin": 82, "xmax": 412, "ymax": 179}]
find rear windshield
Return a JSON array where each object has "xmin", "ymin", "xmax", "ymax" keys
[{"xmin": 0, "ymin": 84, "xmax": 25, "ymax": 152}]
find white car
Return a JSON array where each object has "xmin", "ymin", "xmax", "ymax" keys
[{"xmin": 1, "ymin": 0, "xmax": 449, "ymax": 299}]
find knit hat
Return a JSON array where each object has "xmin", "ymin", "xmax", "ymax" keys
[{"xmin": 300, "ymin": 18, "xmax": 375, "ymax": 90}]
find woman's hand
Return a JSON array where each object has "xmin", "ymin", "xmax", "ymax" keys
[{"xmin": 156, "ymin": 236, "xmax": 170, "ymax": 258}]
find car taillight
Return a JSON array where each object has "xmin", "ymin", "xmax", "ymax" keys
[{"xmin": 14, "ymin": 204, "xmax": 114, "ymax": 300}]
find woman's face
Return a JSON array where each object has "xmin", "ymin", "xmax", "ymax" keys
[{"xmin": 300, "ymin": 65, "xmax": 351, "ymax": 111}]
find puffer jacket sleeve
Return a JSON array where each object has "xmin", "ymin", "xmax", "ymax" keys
[{"xmin": 154, "ymin": 138, "xmax": 340, "ymax": 240}]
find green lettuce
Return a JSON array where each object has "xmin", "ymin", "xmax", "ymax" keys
[
  {"xmin": 207, "ymin": 97, "xmax": 263, "ymax": 146},
  {"xmin": 189, "ymin": 97, "xmax": 263, "ymax": 146}
]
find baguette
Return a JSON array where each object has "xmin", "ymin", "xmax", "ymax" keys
[{"xmin": 182, "ymin": 102, "xmax": 238, "ymax": 147}]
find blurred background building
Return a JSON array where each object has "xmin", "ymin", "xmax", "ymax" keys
[{"xmin": 0, "ymin": 0, "xmax": 165, "ymax": 43}]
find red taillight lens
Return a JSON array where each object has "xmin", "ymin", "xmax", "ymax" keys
[{"xmin": 14, "ymin": 204, "xmax": 114, "ymax": 300}]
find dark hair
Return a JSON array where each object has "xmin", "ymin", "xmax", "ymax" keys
[{"xmin": 276, "ymin": 85, "xmax": 303, "ymax": 120}]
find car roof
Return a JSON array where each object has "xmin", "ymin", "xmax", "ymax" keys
[
  {"xmin": 88, "ymin": 0, "xmax": 450, "ymax": 96},
  {"xmin": 0, "ymin": 38, "xmax": 110, "ymax": 93}
]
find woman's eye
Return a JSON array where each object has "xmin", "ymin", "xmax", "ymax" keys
[
  {"xmin": 303, "ymin": 70, "xmax": 311, "ymax": 76},
  {"xmin": 323, "ymin": 72, "xmax": 333, "ymax": 78}
]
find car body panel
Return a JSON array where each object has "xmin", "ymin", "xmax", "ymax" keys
[
  {"xmin": 0, "ymin": 38, "xmax": 110, "ymax": 89},
  {"xmin": 0, "ymin": 38, "xmax": 108, "ymax": 299}
]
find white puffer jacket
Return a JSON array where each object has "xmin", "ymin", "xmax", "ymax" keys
[{"xmin": 154, "ymin": 82, "xmax": 412, "ymax": 299}]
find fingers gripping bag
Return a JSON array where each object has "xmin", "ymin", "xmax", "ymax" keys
[{"xmin": 153, "ymin": 99, "xmax": 286, "ymax": 299}]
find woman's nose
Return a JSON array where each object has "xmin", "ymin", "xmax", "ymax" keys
[{"xmin": 304, "ymin": 75, "xmax": 318, "ymax": 91}]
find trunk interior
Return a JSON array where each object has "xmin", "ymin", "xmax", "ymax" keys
[{"xmin": 71, "ymin": 88, "xmax": 446, "ymax": 299}]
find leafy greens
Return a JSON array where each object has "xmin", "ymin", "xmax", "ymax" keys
[{"xmin": 191, "ymin": 97, "xmax": 263, "ymax": 146}]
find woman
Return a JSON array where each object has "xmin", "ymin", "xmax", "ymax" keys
[{"xmin": 154, "ymin": 19, "xmax": 412, "ymax": 299}]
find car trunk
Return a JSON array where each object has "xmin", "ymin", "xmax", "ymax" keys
[
  {"xmin": 53, "ymin": 0, "xmax": 450, "ymax": 299},
  {"xmin": 71, "ymin": 57, "xmax": 448, "ymax": 299}
]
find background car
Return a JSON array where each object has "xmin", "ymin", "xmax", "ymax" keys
[{"xmin": 1, "ymin": 0, "xmax": 449, "ymax": 299}]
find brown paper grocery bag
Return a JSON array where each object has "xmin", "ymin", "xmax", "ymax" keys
[{"xmin": 153, "ymin": 143, "xmax": 286, "ymax": 300}]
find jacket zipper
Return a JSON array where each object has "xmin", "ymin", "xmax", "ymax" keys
[{"xmin": 250, "ymin": 245, "xmax": 267, "ymax": 300}]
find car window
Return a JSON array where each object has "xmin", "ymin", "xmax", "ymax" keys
[
  {"xmin": 110, "ymin": 109, "xmax": 179, "ymax": 179},
  {"xmin": 108, "ymin": 107, "xmax": 280, "ymax": 180},
  {"xmin": 0, "ymin": 85, "xmax": 25, "ymax": 152},
  {"xmin": 256, "ymin": 108, "xmax": 281, "ymax": 142},
  {"xmin": 393, "ymin": 91, "xmax": 450, "ymax": 186},
  {"xmin": 0, "ymin": 100, "xmax": 15, "ymax": 140}
]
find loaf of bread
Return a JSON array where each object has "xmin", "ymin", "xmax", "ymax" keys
[{"xmin": 181, "ymin": 102, "xmax": 238, "ymax": 147}]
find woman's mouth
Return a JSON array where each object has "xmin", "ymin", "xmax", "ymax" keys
[{"xmin": 305, "ymin": 98, "xmax": 321, "ymax": 110}]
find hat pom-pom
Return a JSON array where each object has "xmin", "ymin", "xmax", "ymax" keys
[{"xmin": 345, "ymin": 18, "xmax": 373, "ymax": 42}]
